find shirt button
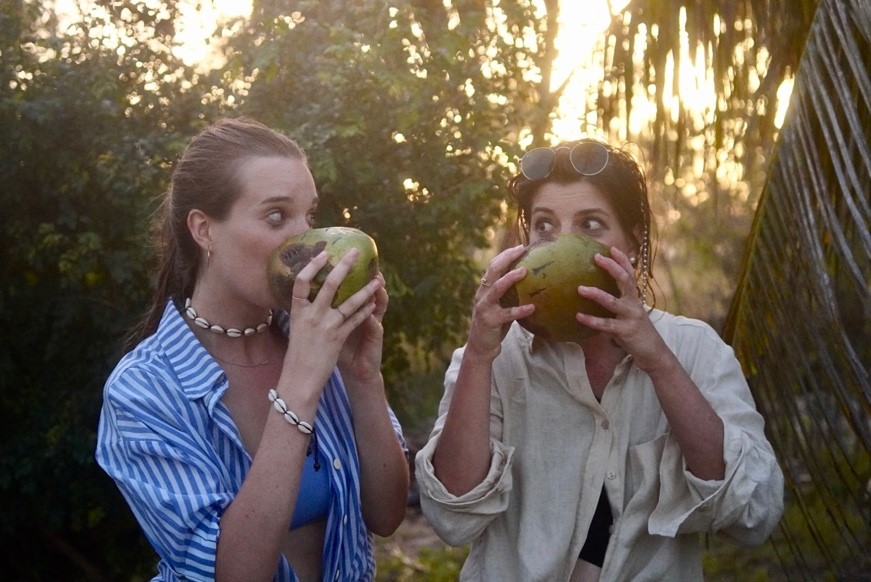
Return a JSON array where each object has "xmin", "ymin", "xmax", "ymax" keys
[
  {"xmin": 333, "ymin": 458, "xmax": 342, "ymax": 470},
  {"xmin": 334, "ymin": 570, "xmax": 341, "ymax": 580},
  {"xmin": 607, "ymin": 471, "xmax": 617, "ymax": 480},
  {"xmin": 601, "ymin": 420, "xmax": 610, "ymax": 430},
  {"xmin": 343, "ymin": 515, "xmax": 348, "ymax": 525}
]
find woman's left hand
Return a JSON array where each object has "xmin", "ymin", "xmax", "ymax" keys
[
  {"xmin": 578, "ymin": 247, "xmax": 728, "ymax": 481},
  {"xmin": 337, "ymin": 272, "xmax": 388, "ymax": 386},
  {"xmin": 575, "ymin": 246, "xmax": 667, "ymax": 372}
]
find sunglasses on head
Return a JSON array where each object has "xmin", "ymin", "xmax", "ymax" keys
[{"xmin": 519, "ymin": 141, "xmax": 610, "ymax": 181}]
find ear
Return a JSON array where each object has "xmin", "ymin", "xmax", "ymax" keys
[{"xmin": 187, "ymin": 209, "xmax": 212, "ymax": 253}]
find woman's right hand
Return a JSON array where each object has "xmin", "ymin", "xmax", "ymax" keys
[
  {"xmin": 431, "ymin": 244, "xmax": 533, "ymax": 494},
  {"xmin": 466, "ymin": 244, "xmax": 536, "ymax": 361},
  {"xmin": 284, "ymin": 248, "xmax": 379, "ymax": 391}
]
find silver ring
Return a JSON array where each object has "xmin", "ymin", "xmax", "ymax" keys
[
  {"xmin": 480, "ymin": 277, "xmax": 491, "ymax": 288},
  {"xmin": 336, "ymin": 305, "xmax": 348, "ymax": 319},
  {"xmin": 292, "ymin": 294, "xmax": 308, "ymax": 302}
]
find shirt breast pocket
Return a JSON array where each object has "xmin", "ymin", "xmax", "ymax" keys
[{"xmin": 626, "ymin": 432, "xmax": 669, "ymax": 506}]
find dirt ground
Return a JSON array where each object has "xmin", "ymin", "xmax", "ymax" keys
[{"xmin": 373, "ymin": 505, "xmax": 449, "ymax": 562}]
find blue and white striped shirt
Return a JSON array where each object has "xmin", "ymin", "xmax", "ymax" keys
[{"xmin": 96, "ymin": 300, "xmax": 406, "ymax": 581}]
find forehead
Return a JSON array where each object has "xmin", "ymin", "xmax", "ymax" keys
[
  {"xmin": 531, "ymin": 181, "xmax": 615, "ymax": 214},
  {"xmin": 236, "ymin": 156, "xmax": 316, "ymax": 202}
]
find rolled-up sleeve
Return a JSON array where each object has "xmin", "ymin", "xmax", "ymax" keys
[
  {"xmin": 415, "ymin": 436, "xmax": 514, "ymax": 546},
  {"xmin": 647, "ymin": 324, "xmax": 784, "ymax": 545},
  {"xmin": 414, "ymin": 345, "xmax": 518, "ymax": 546}
]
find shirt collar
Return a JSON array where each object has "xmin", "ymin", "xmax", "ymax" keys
[
  {"xmin": 517, "ymin": 321, "xmax": 634, "ymax": 361},
  {"xmin": 509, "ymin": 322, "xmax": 569, "ymax": 354},
  {"xmin": 155, "ymin": 299, "xmax": 225, "ymax": 401}
]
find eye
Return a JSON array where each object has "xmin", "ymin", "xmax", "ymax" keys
[
  {"xmin": 533, "ymin": 218, "xmax": 554, "ymax": 235},
  {"xmin": 266, "ymin": 210, "xmax": 285, "ymax": 226},
  {"xmin": 306, "ymin": 210, "xmax": 317, "ymax": 227},
  {"xmin": 581, "ymin": 217, "xmax": 605, "ymax": 232}
]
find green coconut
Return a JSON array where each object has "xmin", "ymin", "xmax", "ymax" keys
[
  {"xmin": 268, "ymin": 227, "xmax": 379, "ymax": 308},
  {"xmin": 500, "ymin": 233, "xmax": 619, "ymax": 343}
]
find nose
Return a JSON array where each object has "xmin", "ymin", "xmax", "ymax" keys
[{"xmin": 291, "ymin": 217, "xmax": 312, "ymax": 235}]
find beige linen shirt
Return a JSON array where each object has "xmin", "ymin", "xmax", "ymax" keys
[{"xmin": 415, "ymin": 310, "xmax": 784, "ymax": 582}]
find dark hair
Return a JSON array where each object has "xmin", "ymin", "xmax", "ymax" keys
[
  {"xmin": 506, "ymin": 138, "xmax": 655, "ymax": 303},
  {"xmin": 124, "ymin": 117, "xmax": 306, "ymax": 352}
]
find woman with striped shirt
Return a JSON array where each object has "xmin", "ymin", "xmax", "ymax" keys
[{"xmin": 96, "ymin": 117, "xmax": 409, "ymax": 581}]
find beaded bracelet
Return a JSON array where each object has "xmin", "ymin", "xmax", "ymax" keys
[{"xmin": 268, "ymin": 389, "xmax": 314, "ymax": 435}]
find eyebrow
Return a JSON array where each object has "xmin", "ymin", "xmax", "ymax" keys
[
  {"xmin": 260, "ymin": 195, "xmax": 319, "ymax": 206},
  {"xmin": 530, "ymin": 206, "xmax": 609, "ymax": 216},
  {"xmin": 260, "ymin": 195, "xmax": 292, "ymax": 205}
]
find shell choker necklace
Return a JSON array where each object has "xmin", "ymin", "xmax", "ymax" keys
[{"xmin": 184, "ymin": 298, "xmax": 273, "ymax": 338}]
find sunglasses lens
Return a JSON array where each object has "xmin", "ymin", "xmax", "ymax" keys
[
  {"xmin": 570, "ymin": 142, "xmax": 609, "ymax": 176},
  {"xmin": 520, "ymin": 148, "xmax": 557, "ymax": 181}
]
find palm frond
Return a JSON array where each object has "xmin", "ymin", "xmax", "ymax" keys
[{"xmin": 724, "ymin": 0, "xmax": 871, "ymax": 577}]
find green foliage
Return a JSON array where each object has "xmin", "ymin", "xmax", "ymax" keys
[
  {"xmin": 375, "ymin": 545, "xmax": 469, "ymax": 582},
  {"xmin": 0, "ymin": 0, "xmax": 219, "ymax": 578},
  {"xmin": 703, "ymin": 534, "xmax": 783, "ymax": 580}
]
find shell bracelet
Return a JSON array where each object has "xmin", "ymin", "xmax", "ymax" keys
[{"xmin": 268, "ymin": 389, "xmax": 315, "ymax": 435}]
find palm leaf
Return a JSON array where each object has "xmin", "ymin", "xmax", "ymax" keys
[{"xmin": 723, "ymin": 0, "xmax": 871, "ymax": 577}]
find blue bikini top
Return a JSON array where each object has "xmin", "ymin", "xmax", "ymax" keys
[{"xmin": 290, "ymin": 447, "xmax": 331, "ymax": 529}]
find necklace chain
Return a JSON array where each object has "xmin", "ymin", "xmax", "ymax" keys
[
  {"xmin": 184, "ymin": 298, "xmax": 273, "ymax": 338},
  {"xmin": 211, "ymin": 353, "xmax": 271, "ymax": 368}
]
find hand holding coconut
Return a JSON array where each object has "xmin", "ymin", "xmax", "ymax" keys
[
  {"xmin": 466, "ymin": 244, "xmax": 535, "ymax": 361},
  {"xmin": 268, "ymin": 227, "xmax": 389, "ymax": 387},
  {"xmin": 335, "ymin": 269, "xmax": 390, "ymax": 386},
  {"xmin": 275, "ymin": 244, "xmax": 381, "ymax": 389},
  {"xmin": 574, "ymin": 244, "xmax": 673, "ymax": 374}
]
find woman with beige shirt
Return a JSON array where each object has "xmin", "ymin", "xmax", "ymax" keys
[{"xmin": 415, "ymin": 140, "xmax": 783, "ymax": 581}]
